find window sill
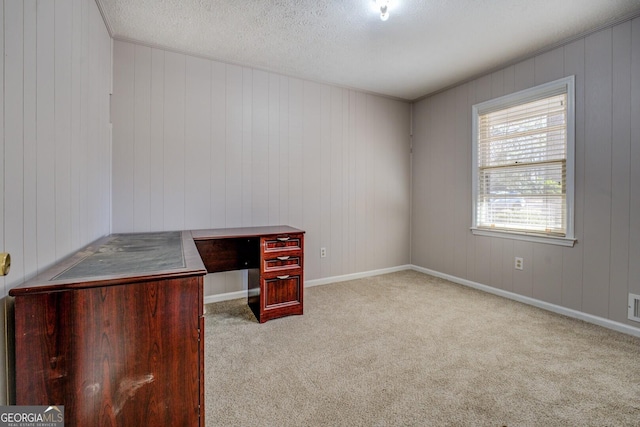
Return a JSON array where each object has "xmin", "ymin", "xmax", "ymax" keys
[{"xmin": 470, "ymin": 228, "xmax": 576, "ymax": 247}]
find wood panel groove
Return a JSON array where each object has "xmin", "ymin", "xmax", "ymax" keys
[
  {"xmin": 112, "ymin": 41, "xmax": 411, "ymax": 292},
  {"xmin": 2, "ymin": 0, "xmax": 112, "ymax": 402}
]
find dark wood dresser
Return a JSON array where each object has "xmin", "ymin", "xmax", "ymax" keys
[{"xmin": 9, "ymin": 231, "xmax": 207, "ymax": 427}]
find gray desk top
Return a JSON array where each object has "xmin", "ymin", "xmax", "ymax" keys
[{"xmin": 53, "ymin": 232, "xmax": 185, "ymax": 281}]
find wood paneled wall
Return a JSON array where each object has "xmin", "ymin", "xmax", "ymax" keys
[
  {"xmin": 111, "ymin": 41, "xmax": 411, "ymax": 294},
  {"xmin": 0, "ymin": 0, "xmax": 113, "ymax": 403},
  {"xmin": 1, "ymin": 0, "xmax": 112, "ymax": 292},
  {"xmin": 412, "ymin": 17, "xmax": 640, "ymax": 327}
]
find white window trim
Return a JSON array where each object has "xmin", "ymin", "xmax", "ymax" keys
[{"xmin": 471, "ymin": 76, "xmax": 576, "ymax": 247}]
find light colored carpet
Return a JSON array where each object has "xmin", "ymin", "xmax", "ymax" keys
[{"xmin": 204, "ymin": 270, "xmax": 640, "ymax": 426}]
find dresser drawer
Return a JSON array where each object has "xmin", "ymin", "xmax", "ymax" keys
[{"xmin": 263, "ymin": 234, "xmax": 303, "ymax": 253}]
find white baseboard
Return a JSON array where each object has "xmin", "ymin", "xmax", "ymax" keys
[
  {"xmin": 203, "ymin": 264, "xmax": 413, "ymax": 305},
  {"xmin": 203, "ymin": 263, "xmax": 640, "ymax": 338},
  {"xmin": 204, "ymin": 290, "xmax": 247, "ymax": 305},
  {"xmin": 411, "ymin": 265, "xmax": 640, "ymax": 339},
  {"xmin": 304, "ymin": 264, "xmax": 413, "ymax": 287}
]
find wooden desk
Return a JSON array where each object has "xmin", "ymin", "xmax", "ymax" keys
[
  {"xmin": 192, "ymin": 225, "xmax": 305, "ymax": 323},
  {"xmin": 9, "ymin": 225, "xmax": 304, "ymax": 427}
]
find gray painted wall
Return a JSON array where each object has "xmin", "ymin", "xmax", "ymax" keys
[
  {"xmin": 0, "ymin": 0, "xmax": 113, "ymax": 403},
  {"xmin": 411, "ymin": 17, "xmax": 640, "ymax": 328},
  {"xmin": 111, "ymin": 41, "xmax": 412, "ymax": 295}
]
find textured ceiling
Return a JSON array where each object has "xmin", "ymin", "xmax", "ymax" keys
[{"xmin": 97, "ymin": 0, "xmax": 640, "ymax": 100}]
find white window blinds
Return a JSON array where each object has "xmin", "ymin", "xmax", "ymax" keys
[{"xmin": 476, "ymin": 92, "xmax": 568, "ymax": 236}]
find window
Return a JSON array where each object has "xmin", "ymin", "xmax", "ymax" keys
[{"xmin": 471, "ymin": 76, "xmax": 576, "ymax": 247}]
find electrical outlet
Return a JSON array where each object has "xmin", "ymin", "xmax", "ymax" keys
[
  {"xmin": 320, "ymin": 247, "xmax": 327, "ymax": 258},
  {"xmin": 515, "ymin": 257, "xmax": 523, "ymax": 270}
]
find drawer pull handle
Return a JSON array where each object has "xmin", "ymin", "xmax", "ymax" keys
[
  {"xmin": 277, "ymin": 256, "xmax": 290, "ymax": 261},
  {"xmin": 277, "ymin": 275, "xmax": 290, "ymax": 280},
  {"xmin": 276, "ymin": 237, "xmax": 290, "ymax": 242}
]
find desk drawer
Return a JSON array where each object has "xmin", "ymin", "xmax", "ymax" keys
[
  {"xmin": 263, "ymin": 255, "xmax": 302, "ymax": 272},
  {"xmin": 263, "ymin": 234, "xmax": 303, "ymax": 253},
  {"xmin": 263, "ymin": 274, "xmax": 302, "ymax": 309},
  {"xmin": 250, "ymin": 231, "xmax": 304, "ymax": 323}
]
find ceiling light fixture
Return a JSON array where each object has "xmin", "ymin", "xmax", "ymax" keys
[{"xmin": 375, "ymin": 0, "xmax": 390, "ymax": 21}]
